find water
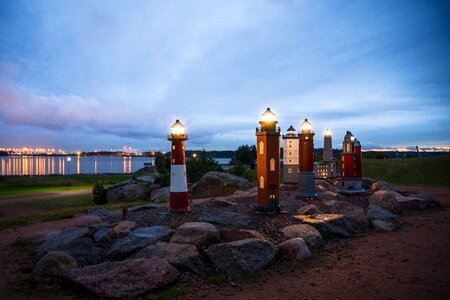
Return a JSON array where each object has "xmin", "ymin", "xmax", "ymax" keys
[{"xmin": 0, "ymin": 156, "xmax": 154, "ymax": 176}]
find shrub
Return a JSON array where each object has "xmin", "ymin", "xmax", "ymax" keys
[
  {"xmin": 154, "ymin": 171, "xmax": 170, "ymax": 187},
  {"xmin": 92, "ymin": 182, "xmax": 107, "ymax": 205}
]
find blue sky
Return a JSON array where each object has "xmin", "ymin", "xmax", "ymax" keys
[{"xmin": 0, "ymin": 0, "xmax": 449, "ymax": 151}]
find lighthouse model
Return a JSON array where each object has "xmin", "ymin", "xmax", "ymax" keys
[
  {"xmin": 167, "ymin": 119, "xmax": 190, "ymax": 212},
  {"xmin": 282, "ymin": 125, "xmax": 299, "ymax": 184},
  {"xmin": 297, "ymin": 119, "xmax": 316, "ymax": 198},
  {"xmin": 256, "ymin": 108, "xmax": 281, "ymax": 212},
  {"xmin": 337, "ymin": 131, "xmax": 365, "ymax": 194},
  {"xmin": 315, "ymin": 129, "xmax": 336, "ymax": 178}
]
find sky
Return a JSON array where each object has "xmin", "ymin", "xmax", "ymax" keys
[{"xmin": 0, "ymin": 0, "xmax": 449, "ymax": 152}]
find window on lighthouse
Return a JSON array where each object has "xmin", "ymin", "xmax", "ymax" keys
[
  {"xmin": 259, "ymin": 176, "xmax": 264, "ymax": 189},
  {"xmin": 259, "ymin": 141, "xmax": 264, "ymax": 154},
  {"xmin": 270, "ymin": 158, "xmax": 275, "ymax": 171}
]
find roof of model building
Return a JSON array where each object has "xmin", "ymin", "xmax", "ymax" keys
[{"xmin": 287, "ymin": 125, "xmax": 296, "ymax": 132}]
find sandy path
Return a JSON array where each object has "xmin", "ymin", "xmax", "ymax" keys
[{"xmin": 0, "ymin": 189, "xmax": 92, "ymax": 204}]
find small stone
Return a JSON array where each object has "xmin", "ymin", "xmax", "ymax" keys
[
  {"xmin": 33, "ymin": 251, "xmax": 78, "ymax": 283},
  {"xmin": 74, "ymin": 215, "xmax": 103, "ymax": 227},
  {"xmin": 170, "ymin": 222, "xmax": 219, "ymax": 247},
  {"xmin": 278, "ymin": 238, "xmax": 311, "ymax": 261}
]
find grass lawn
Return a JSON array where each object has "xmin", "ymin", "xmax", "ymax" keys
[
  {"xmin": 0, "ymin": 174, "xmax": 149, "ymax": 230},
  {"xmin": 362, "ymin": 156, "xmax": 450, "ymax": 188}
]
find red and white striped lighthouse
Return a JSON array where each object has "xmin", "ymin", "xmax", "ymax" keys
[
  {"xmin": 337, "ymin": 131, "xmax": 365, "ymax": 194},
  {"xmin": 167, "ymin": 119, "xmax": 190, "ymax": 213}
]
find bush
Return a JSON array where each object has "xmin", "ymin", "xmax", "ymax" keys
[
  {"xmin": 228, "ymin": 161, "xmax": 256, "ymax": 183},
  {"xmin": 186, "ymin": 149, "xmax": 223, "ymax": 183},
  {"xmin": 154, "ymin": 171, "xmax": 170, "ymax": 187},
  {"xmin": 92, "ymin": 182, "xmax": 107, "ymax": 205}
]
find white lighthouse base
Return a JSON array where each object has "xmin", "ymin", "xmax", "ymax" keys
[
  {"xmin": 336, "ymin": 178, "xmax": 365, "ymax": 195},
  {"xmin": 296, "ymin": 172, "xmax": 316, "ymax": 199}
]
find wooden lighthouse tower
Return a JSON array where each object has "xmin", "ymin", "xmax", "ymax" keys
[
  {"xmin": 168, "ymin": 119, "xmax": 190, "ymax": 212},
  {"xmin": 282, "ymin": 125, "xmax": 299, "ymax": 184},
  {"xmin": 337, "ymin": 131, "xmax": 365, "ymax": 194},
  {"xmin": 297, "ymin": 118, "xmax": 316, "ymax": 198},
  {"xmin": 256, "ymin": 108, "xmax": 280, "ymax": 212}
]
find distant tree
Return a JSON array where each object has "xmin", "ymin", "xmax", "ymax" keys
[
  {"xmin": 155, "ymin": 152, "xmax": 170, "ymax": 173},
  {"xmin": 186, "ymin": 149, "xmax": 223, "ymax": 183},
  {"xmin": 228, "ymin": 160, "xmax": 255, "ymax": 182},
  {"xmin": 92, "ymin": 182, "xmax": 107, "ymax": 205},
  {"xmin": 231, "ymin": 144, "xmax": 256, "ymax": 166}
]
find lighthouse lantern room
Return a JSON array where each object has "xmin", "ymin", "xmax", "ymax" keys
[
  {"xmin": 168, "ymin": 119, "xmax": 190, "ymax": 213},
  {"xmin": 256, "ymin": 108, "xmax": 281, "ymax": 212}
]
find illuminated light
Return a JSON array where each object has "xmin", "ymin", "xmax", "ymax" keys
[
  {"xmin": 192, "ymin": 153, "xmax": 197, "ymax": 158},
  {"xmin": 300, "ymin": 118, "xmax": 312, "ymax": 133},
  {"xmin": 170, "ymin": 119, "xmax": 186, "ymax": 135},
  {"xmin": 76, "ymin": 151, "xmax": 81, "ymax": 156},
  {"xmin": 261, "ymin": 108, "xmax": 276, "ymax": 122},
  {"xmin": 324, "ymin": 129, "xmax": 332, "ymax": 136},
  {"xmin": 67, "ymin": 157, "xmax": 72, "ymax": 162}
]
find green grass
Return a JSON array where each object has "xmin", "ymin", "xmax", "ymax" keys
[{"xmin": 362, "ymin": 156, "xmax": 450, "ymax": 188}]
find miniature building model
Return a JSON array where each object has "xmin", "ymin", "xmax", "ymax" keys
[
  {"xmin": 297, "ymin": 119, "xmax": 316, "ymax": 198},
  {"xmin": 282, "ymin": 125, "xmax": 299, "ymax": 183},
  {"xmin": 256, "ymin": 108, "xmax": 281, "ymax": 212},
  {"xmin": 337, "ymin": 131, "xmax": 364, "ymax": 193},
  {"xmin": 314, "ymin": 129, "xmax": 336, "ymax": 178},
  {"xmin": 167, "ymin": 119, "xmax": 190, "ymax": 212}
]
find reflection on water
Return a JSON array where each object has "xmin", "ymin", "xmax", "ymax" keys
[{"xmin": 0, "ymin": 156, "xmax": 154, "ymax": 176}]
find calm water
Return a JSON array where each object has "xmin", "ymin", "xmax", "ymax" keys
[
  {"xmin": 0, "ymin": 156, "xmax": 154, "ymax": 176},
  {"xmin": 0, "ymin": 156, "xmax": 232, "ymax": 176}
]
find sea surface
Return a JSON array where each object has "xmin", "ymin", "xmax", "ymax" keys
[{"xmin": 0, "ymin": 156, "xmax": 232, "ymax": 176}]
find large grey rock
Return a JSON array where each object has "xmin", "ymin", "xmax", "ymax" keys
[
  {"xmin": 280, "ymin": 224, "xmax": 323, "ymax": 249},
  {"xmin": 367, "ymin": 204, "xmax": 397, "ymax": 222},
  {"xmin": 128, "ymin": 203, "xmax": 161, "ymax": 212},
  {"xmin": 36, "ymin": 227, "xmax": 90, "ymax": 260},
  {"xmin": 416, "ymin": 193, "xmax": 440, "ymax": 207},
  {"xmin": 321, "ymin": 200, "xmax": 369, "ymax": 229},
  {"xmin": 278, "ymin": 238, "xmax": 311, "ymax": 261},
  {"xmin": 231, "ymin": 189, "xmax": 257, "ymax": 202},
  {"xmin": 371, "ymin": 220, "xmax": 395, "ymax": 232},
  {"xmin": 297, "ymin": 204, "xmax": 323, "ymax": 215},
  {"xmin": 198, "ymin": 211, "xmax": 251, "ymax": 227},
  {"xmin": 170, "ymin": 222, "xmax": 220, "ymax": 246},
  {"xmin": 33, "ymin": 251, "xmax": 78, "ymax": 283},
  {"xmin": 106, "ymin": 182, "xmax": 148, "ymax": 202},
  {"xmin": 206, "ymin": 238, "xmax": 277, "ymax": 278},
  {"xmin": 150, "ymin": 186, "xmax": 170, "ymax": 203},
  {"xmin": 397, "ymin": 195, "xmax": 428, "ymax": 210},
  {"xmin": 315, "ymin": 180, "xmax": 335, "ymax": 193},
  {"xmin": 131, "ymin": 242, "xmax": 205, "ymax": 275},
  {"xmin": 221, "ymin": 229, "xmax": 267, "ymax": 242},
  {"xmin": 363, "ymin": 177, "xmax": 377, "ymax": 189},
  {"xmin": 64, "ymin": 238, "xmax": 103, "ymax": 266},
  {"xmin": 294, "ymin": 214, "xmax": 355, "ymax": 238},
  {"xmin": 74, "ymin": 215, "xmax": 103, "ymax": 227},
  {"xmin": 109, "ymin": 220, "xmax": 137, "ymax": 239},
  {"xmin": 93, "ymin": 227, "xmax": 111, "ymax": 245},
  {"xmin": 189, "ymin": 171, "xmax": 255, "ymax": 198},
  {"xmin": 371, "ymin": 180, "xmax": 392, "ymax": 191},
  {"xmin": 68, "ymin": 258, "xmax": 178, "ymax": 299},
  {"xmin": 87, "ymin": 207, "xmax": 121, "ymax": 223},
  {"xmin": 26, "ymin": 229, "xmax": 62, "ymax": 245},
  {"xmin": 107, "ymin": 226, "xmax": 174, "ymax": 259},
  {"xmin": 369, "ymin": 190, "xmax": 401, "ymax": 214}
]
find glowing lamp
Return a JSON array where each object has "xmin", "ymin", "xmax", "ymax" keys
[
  {"xmin": 261, "ymin": 108, "xmax": 276, "ymax": 122},
  {"xmin": 300, "ymin": 118, "xmax": 312, "ymax": 133},
  {"xmin": 170, "ymin": 119, "xmax": 186, "ymax": 135},
  {"xmin": 324, "ymin": 129, "xmax": 332, "ymax": 136},
  {"xmin": 67, "ymin": 157, "xmax": 72, "ymax": 162}
]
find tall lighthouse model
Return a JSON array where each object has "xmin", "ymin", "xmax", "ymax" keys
[
  {"xmin": 315, "ymin": 129, "xmax": 336, "ymax": 178},
  {"xmin": 297, "ymin": 119, "xmax": 316, "ymax": 198},
  {"xmin": 256, "ymin": 108, "xmax": 281, "ymax": 212},
  {"xmin": 282, "ymin": 125, "xmax": 299, "ymax": 184},
  {"xmin": 337, "ymin": 131, "xmax": 364, "ymax": 194},
  {"xmin": 167, "ymin": 119, "xmax": 190, "ymax": 212}
]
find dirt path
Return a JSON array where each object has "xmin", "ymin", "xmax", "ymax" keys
[
  {"xmin": 181, "ymin": 185, "xmax": 450, "ymax": 300},
  {"xmin": 0, "ymin": 189, "xmax": 91, "ymax": 204}
]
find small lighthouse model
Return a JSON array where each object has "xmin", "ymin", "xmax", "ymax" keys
[
  {"xmin": 337, "ymin": 131, "xmax": 364, "ymax": 194},
  {"xmin": 297, "ymin": 118, "xmax": 316, "ymax": 198},
  {"xmin": 282, "ymin": 125, "xmax": 299, "ymax": 184},
  {"xmin": 256, "ymin": 108, "xmax": 281, "ymax": 212},
  {"xmin": 315, "ymin": 129, "xmax": 336, "ymax": 178},
  {"xmin": 167, "ymin": 119, "xmax": 190, "ymax": 212}
]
